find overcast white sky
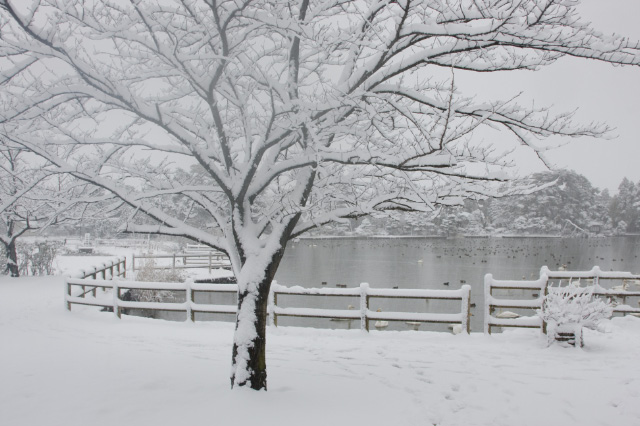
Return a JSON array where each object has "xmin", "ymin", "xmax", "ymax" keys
[{"xmin": 455, "ymin": 0, "xmax": 640, "ymax": 193}]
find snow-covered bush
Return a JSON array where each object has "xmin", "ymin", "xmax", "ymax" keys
[
  {"xmin": 125, "ymin": 258, "xmax": 183, "ymax": 318},
  {"xmin": 128, "ymin": 288, "xmax": 176, "ymax": 304},
  {"xmin": 538, "ymin": 285, "xmax": 613, "ymax": 346},
  {"xmin": 134, "ymin": 257, "xmax": 185, "ymax": 284},
  {"xmin": 16, "ymin": 241, "xmax": 58, "ymax": 276}
]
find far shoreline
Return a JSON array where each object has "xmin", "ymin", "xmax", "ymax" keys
[{"xmin": 296, "ymin": 234, "xmax": 640, "ymax": 240}]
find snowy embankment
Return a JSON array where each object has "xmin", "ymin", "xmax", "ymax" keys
[{"xmin": 1, "ymin": 276, "xmax": 640, "ymax": 426}]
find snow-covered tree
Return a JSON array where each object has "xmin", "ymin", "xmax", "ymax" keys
[
  {"xmin": 354, "ymin": 217, "xmax": 374, "ymax": 236},
  {"xmin": 1, "ymin": 0, "xmax": 639, "ymax": 390},
  {"xmin": 1, "ymin": 147, "xmax": 45, "ymax": 276},
  {"xmin": 0, "ymin": 146, "xmax": 68, "ymax": 276},
  {"xmin": 490, "ymin": 170, "xmax": 601, "ymax": 234},
  {"xmin": 1, "ymin": 141, "xmax": 109, "ymax": 276},
  {"xmin": 592, "ymin": 188, "xmax": 612, "ymax": 234},
  {"xmin": 610, "ymin": 178, "xmax": 640, "ymax": 233}
]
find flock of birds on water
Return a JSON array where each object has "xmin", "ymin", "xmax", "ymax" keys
[
  {"xmin": 281, "ymin": 237, "xmax": 640, "ymax": 331},
  {"xmin": 292, "ymin": 238, "xmax": 640, "ymax": 281}
]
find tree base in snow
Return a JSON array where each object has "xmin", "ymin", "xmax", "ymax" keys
[
  {"xmin": 555, "ymin": 331, "xmax": 583, "ymax": 347},
  {"xmin": 550, "ymin": 324, "xmax": 584, "ymax": 347}
]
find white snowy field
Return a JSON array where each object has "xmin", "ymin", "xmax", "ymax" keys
[{"xmin": 2, "ymin": 275, "xmax": 640, "ymax": 426}]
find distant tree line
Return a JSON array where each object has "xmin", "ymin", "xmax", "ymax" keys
[
  {"xmin": 16, "ymin": 169, "xmax": 639, "ymax": 242},
  {"xmin": 321, "ymin": 170, "xmax": 639, "ymax": 237}
]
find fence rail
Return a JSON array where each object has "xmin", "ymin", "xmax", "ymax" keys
[
  {"xmin": 78, "ymin": 257, "xmax": 127, "ymax": 280},
  {"xmin": 65, "ymin": 278, "xmax": 471, "ymax": 333},
  {"xmin": 94, "ymin": 238, "xmax": 151, "ymax": 248},
  {"xmin": 71, "ymin": 257, "xmax": 127, "ymax": 300},
  {"xmin": 271, "ymin": 283, "xmax": 471, "ymax": 332},
  {"xmin": 485, "ymin": 266, "xmax": 640, "ymax": 334},
  {"xmin": 131, "ymin": 252, "xmax": 230, "ymax": 273}
]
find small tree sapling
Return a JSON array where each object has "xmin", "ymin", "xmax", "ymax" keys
[{"xmin": 538, "ymin": 285, "xmax": 613, "ymax": 347}]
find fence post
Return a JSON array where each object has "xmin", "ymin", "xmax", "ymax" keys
[
  {"xmin": 273, "ymin": 291, "xmax": 279, "ymax": 327},
  {"xmin": 542, "ymin": 273, "xmax": 549, "ymax": 335},
  {"xmin": 360, "ymin": 282, "xmax": 369, "ymax": 332},
  {"xmin": 66, "ymin": 277, "xmax": 72, "ymax": 311},
  {"xmin": 172, "ymin": 253, "xmax": 176, "ymax": 270},
  {"xmin": 484, "ymin": 274, "xmax": 492, "ymax": 335},
  {"xmin": 131, "ymin": 255, "xmax": 135, "ymax": 275},
  {"xmin": 113, "ymin": 278, "xmax": 121, "ymax": 319},
  {"xmin": 268, "ymin": 281, "xmax": 276, "ymax": 327},
  {"xmin": 461, "ymin": 284, "xmax": 471, "ymax": 334},
  {"xmin": 592, "ymin": 266, "xmax": 601, "ymax": 317},
  {"xmin": 123, "ymin": 257, "xmax": 127, "ymax": 278},
  {"xmin": 209, "ymin": 252, "xmax": 212, "ymax": 274},
  {"xmin": 186, "ymin": 279, "xmax": 194, "ymax": 322}
]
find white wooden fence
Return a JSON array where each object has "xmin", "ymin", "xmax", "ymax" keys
[
  {"xmin": 65, "ymin": 278, "xmax": 471, "ymax": 333},
  {"xmin": 485, "ymin": 266, "xmax": 640, "ymax": 334},
  {"xmin": 131, "ymin": 251, "xmax": 230, "ymax": 273},
  {"xmin": 271, "ymin": 283, "xmax": 471, "ymax": 332},
  {"xmin": 77, "ymin": 257, "xmax": 127, "ymax": 280},
  {"xmin": 95, "ymin": 238, "xmax": 151, "ymax": 248},
  {"xmin": 71, "ymin": 257, "xmax": 127, "ymax": 299}
]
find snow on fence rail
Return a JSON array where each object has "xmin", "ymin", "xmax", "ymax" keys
[
  {"xmin": 485, "ymin": 266, "xmax": 640, "ymax": 334},
  {"xmin": 131, "ymin": 251, "xmax": 230, "ymax": 273},
  {"xmin": 182, "ymin": 244, "xmax": 227, "ymax": 266},
  {"xmin": 70, "ymin": 257, "xmax": 127, "ymax": 299},
  {"xmin": 77, "ymin": 257, "xmax": 127, "ymax": 280},
  {"xmin": 65, "ymin": 278, "xmax": 471, "ymax": 333},
  {"xmin": 95, "ymin": 238, "xmax": 150, "ymax": 248},
  {"xmin": 271, "ymin": 283, "xmax": 471, "ymax": 332}
]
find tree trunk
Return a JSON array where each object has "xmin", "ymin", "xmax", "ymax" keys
[
  {"xmin": 4, "ymin": 239, "xmax": 19, "ymax": 277},
  {"xmin": 230, "ymin": 248, "xmax": 285, "ymax": 390}
]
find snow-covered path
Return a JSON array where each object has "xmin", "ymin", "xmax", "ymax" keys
[{"xmin": 1, "ymin": 276, "xmax": 639, "ymax": 426}]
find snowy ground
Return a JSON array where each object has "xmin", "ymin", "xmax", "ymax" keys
[{"xmin": 2, "ymin": 273, "xmax": 640, "ymax": 426}]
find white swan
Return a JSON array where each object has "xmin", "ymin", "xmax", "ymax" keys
[
  {"xmin": 447, "ymin": 324, "xmax": 463, "ymax": 334},
  {"xmin": 406, "ymin": 321, "xmax": 421, "ymax": 331},
  {"xmin": 374, "ymin": 308, "xmax": 389, "ymax": 329},
  {"xmin": 496, "ymin": 310, "xmax": 520, "ymax": 319}
]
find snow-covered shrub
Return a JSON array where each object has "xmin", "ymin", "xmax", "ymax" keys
[
  {"xmin": 134, "ymin": 257, "xmax": 185, "ymax": 284},
  {"xmin": 16, "ymin": 241, "xmax": 58, "ymax": 276},
  {"xmin": 126, "ymin": 258, "xmax": 183, "ymax": 318},
  {"xmin": 537, "ymin": 285, "xmax": 613, "ymax": 346},
  {"xmin": 129, "ymin": 288, "xmax": 176, "ymax": 304}
]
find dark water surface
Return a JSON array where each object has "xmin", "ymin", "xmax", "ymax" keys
[{"xmin": 271, "ymin": 236, "xmax": 640, "ymax": 332}]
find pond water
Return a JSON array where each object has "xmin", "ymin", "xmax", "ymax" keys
[
  {"xmin": 270, "ymin": 236, "xmax": 640, "ymax": 332},
  {"xmin": 162, "ymin": 236, "xmax": 640, "ymax": 332}
]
